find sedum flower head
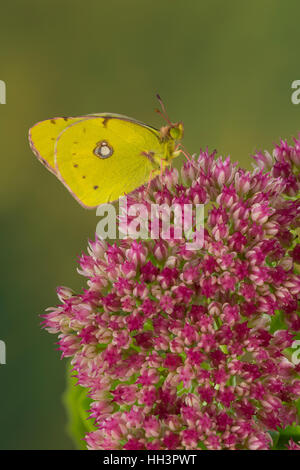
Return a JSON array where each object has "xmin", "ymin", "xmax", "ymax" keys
[{"xmin": 43, "ymin": 137, "xmax": 300, "ymax": 450}]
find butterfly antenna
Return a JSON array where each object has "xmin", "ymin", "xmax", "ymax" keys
[{"xmin": 155, "ymin": 94, "xmax": 172, "ymax": 125}]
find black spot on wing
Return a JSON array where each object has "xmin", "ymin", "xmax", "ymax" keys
[{"xmin": 102, "ymin": 117, "xmax": 110, "ymax": 128}]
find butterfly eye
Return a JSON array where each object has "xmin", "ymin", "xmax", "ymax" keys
[{"xmin": 93, "ymin": 141, "xmax": 114, "ymax": 159}]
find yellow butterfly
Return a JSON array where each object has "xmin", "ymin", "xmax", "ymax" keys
[{"xmin": 29, "ymin": 103, "xmax": 184, "ymax": 209}]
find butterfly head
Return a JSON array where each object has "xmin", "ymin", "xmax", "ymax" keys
[{"xmin": 159, "ymin": 121, "xmax": 184, "ymax": 141}]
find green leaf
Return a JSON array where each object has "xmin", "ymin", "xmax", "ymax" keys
[
  {"xmin": 63, "ymin": 362, "xmax": 96, "ymax": 450},
  {"xmin": 143, "ymin": 318, "xmax": 154, "ymax": 331},
  {"xmin": 274, "ymin": 400, "xmax": 300, "ymax": 449},
  {"xmin": 275, "ymin": 425, "xmax": 300, "ymax": 449},
  {"xmin": 269, "ymin": 310, "xmax": 287, "ymax": 333}
]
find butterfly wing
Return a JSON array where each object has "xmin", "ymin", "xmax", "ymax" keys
[
  {"xmin": 29, "ymin": 116, "xmax": 85, "ymax": 175},
  {"xmin": 54, "ymin": 116, "xmax": 163, "ymax": 208}
]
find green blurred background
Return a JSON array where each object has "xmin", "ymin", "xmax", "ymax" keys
[{"xmin": 0, "ymin": 0, "xmax": 300, "ymax": 449}]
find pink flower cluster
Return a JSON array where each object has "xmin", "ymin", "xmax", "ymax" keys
[{"xmin": 43, "ymin": 136, "xmax": 300, "ymax": 450}]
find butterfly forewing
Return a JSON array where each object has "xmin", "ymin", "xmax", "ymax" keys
[
  {"xmin": 29, "ymin": 116, "xmax": 85, "ymax": 175},
  {"xmin": 54, "ymin": 116, "xmax": 164, "ymax": 208}
]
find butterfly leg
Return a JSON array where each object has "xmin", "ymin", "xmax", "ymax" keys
[
  {"xmin": 141, "ymin": 151, "xmax": 157, "ymax": 195},
  {"xmin": 160, "ymin": 158, "xmax": 164, "ymax": 177},
  {"xmin": 176, "ymin": 143, "xmax": 198, "ymax": 169},
  {"xmin": 146, "ymin": 169, "xmax": 154, "ymax": 194},
  {"xmin": 176, "ymin": 143, "xmax": 191, "ymax": 162}
]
